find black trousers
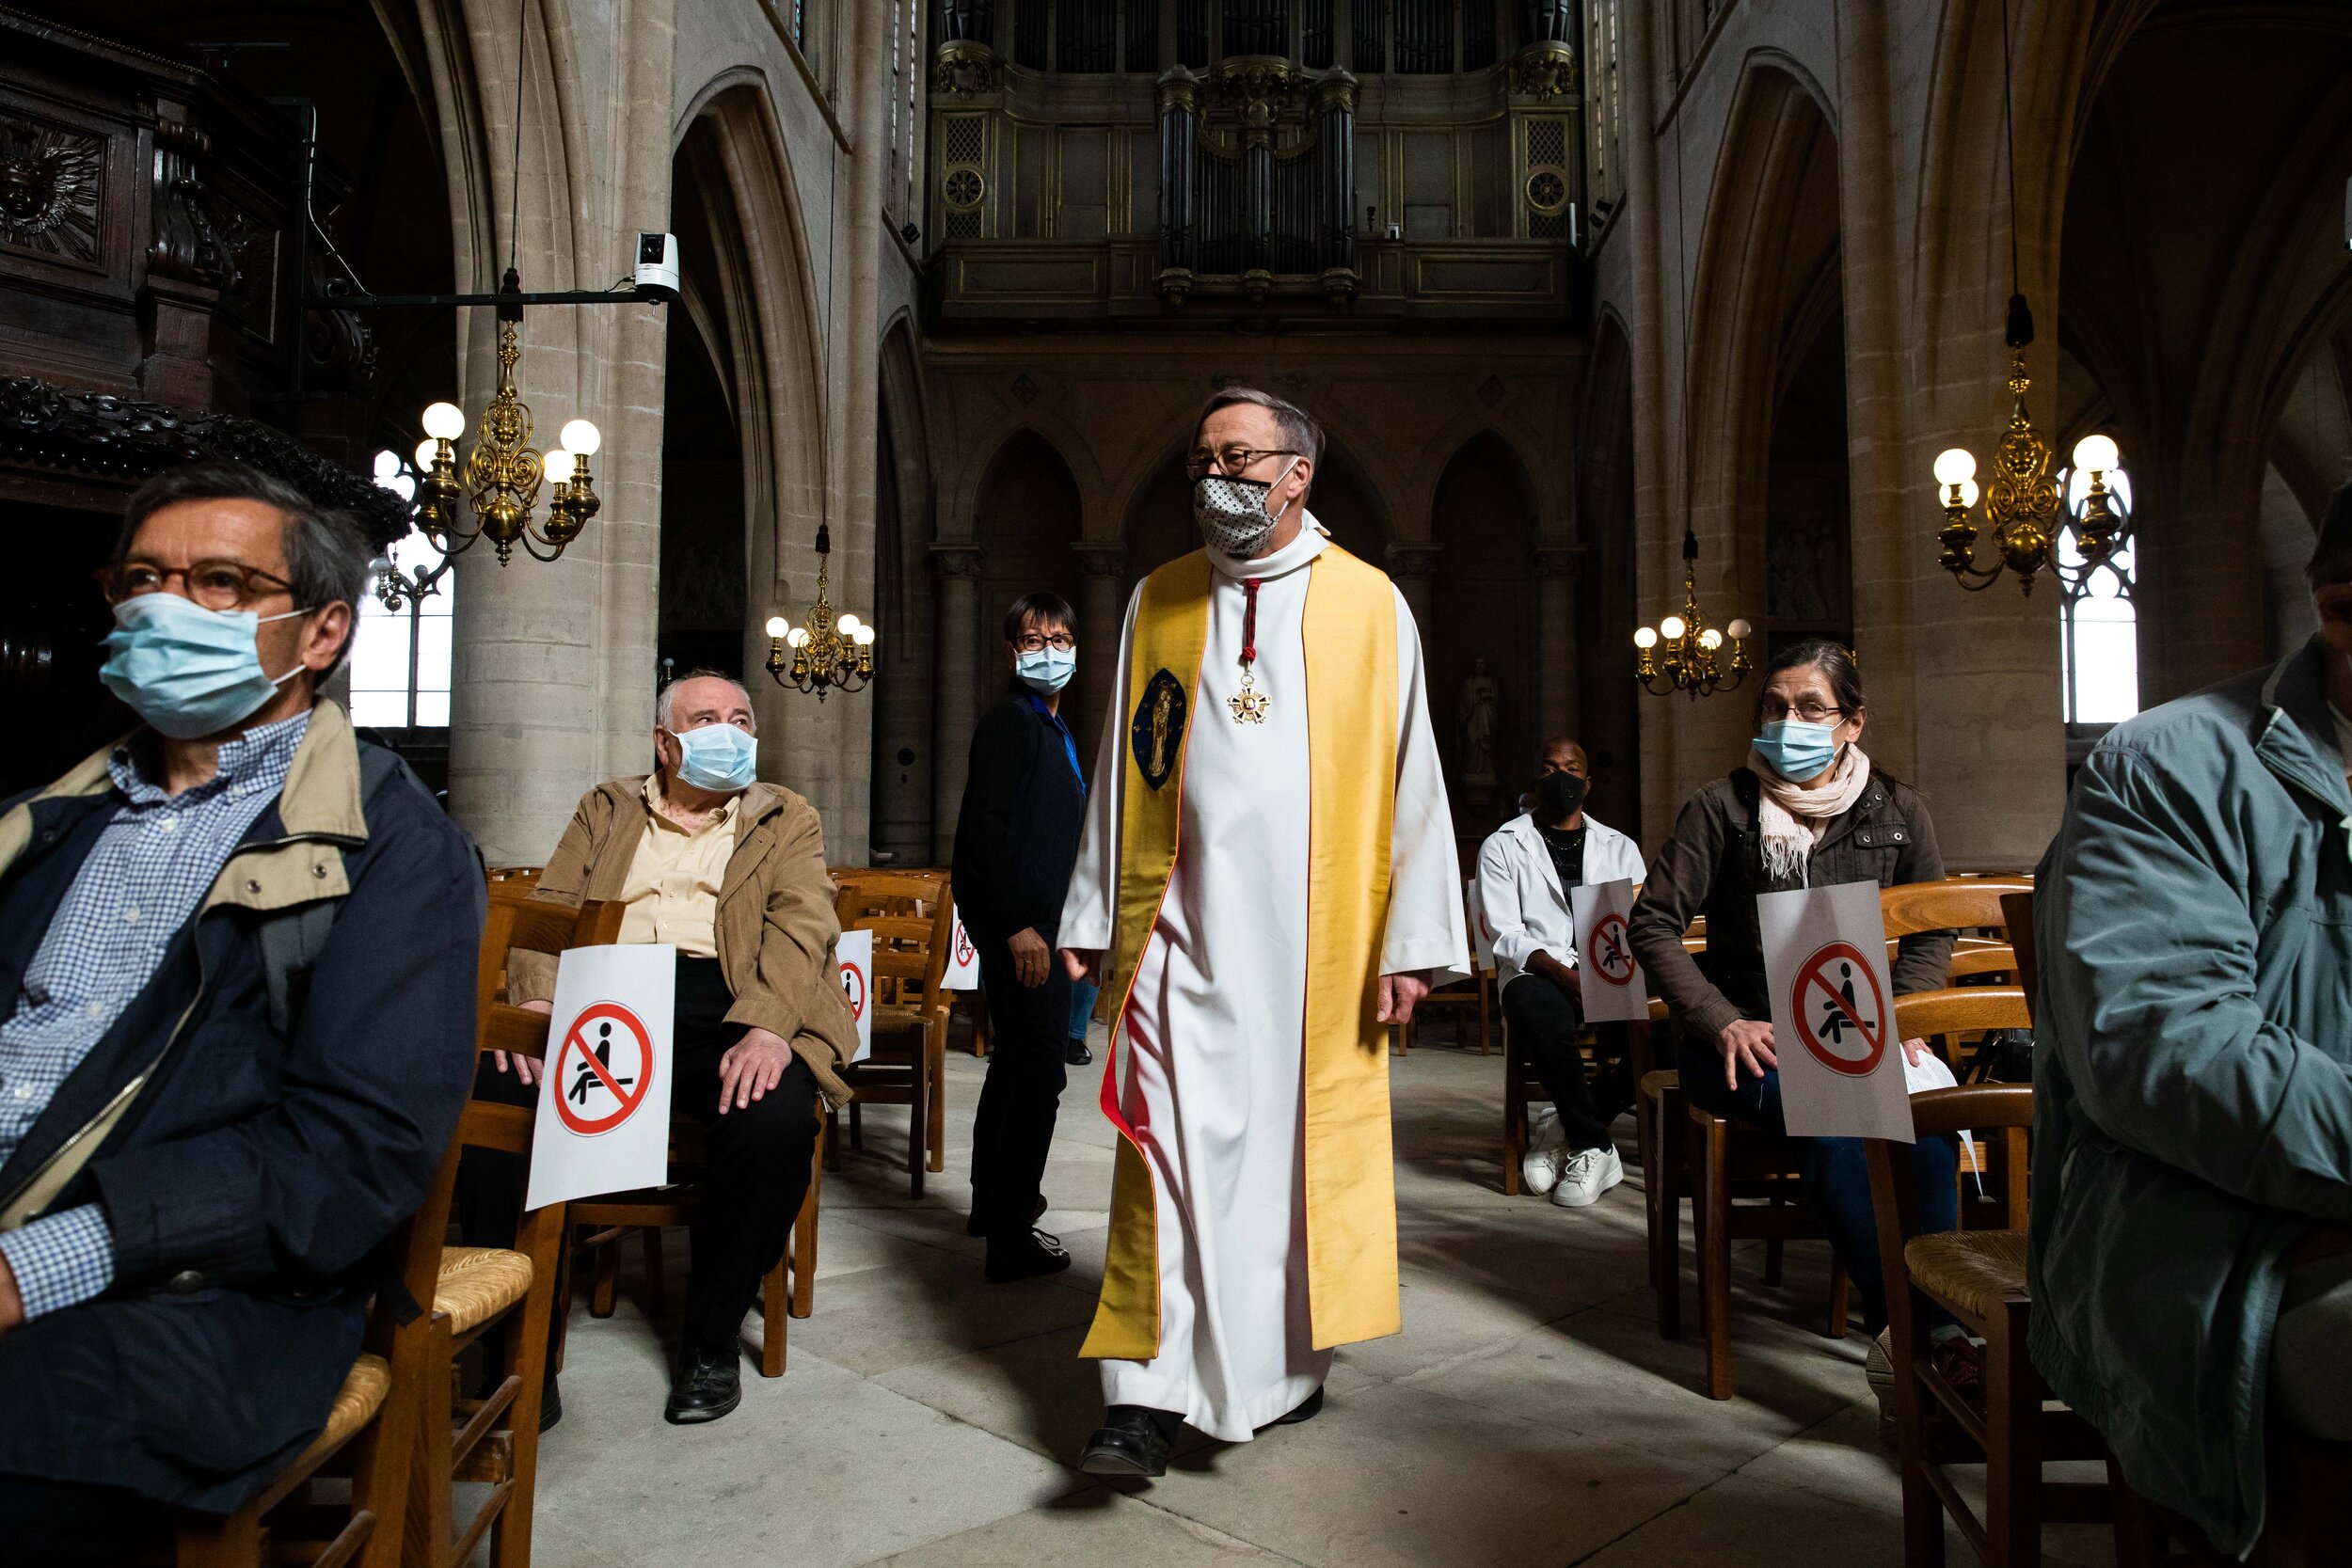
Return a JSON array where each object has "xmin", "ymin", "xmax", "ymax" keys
[
  {"xmin": 0, "ymin": 1476, "xmax": 167, "ymax": 1566},
  {"xmin": 1502, "ymin": 973, "xmax": 1629, "ymax": 1154},
  {"xmin": 461, "ymin": 956, "xmax": 819, "ymax": 1354},
  {"xmin": 968, "ymin": 946, "xmax": 1070, "ymax": 1247}
]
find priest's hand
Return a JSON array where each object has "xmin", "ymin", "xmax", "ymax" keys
[
  {"xmin": 1009, "ymin": 927, "xmax": 1053, "ymax": 988},
  {"xmin": 1376, "ymin": 973, "xmax": 1429, "ymax": 1024},
  {"xmin": 719, "ymin": 1027, "xmax": 795, "ymax": 1114},
  {"xmin": 1715, "ymin": 1018, "xmax": 1778, "ymax": 1090},
  {"xmin": 1060, "ymin": 947, "xmax": 1102, "ymax": 984}
]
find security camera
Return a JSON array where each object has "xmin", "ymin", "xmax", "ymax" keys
[{"xmin": 634, "ymin": 232, "xmax": 680, "ymax": 301}]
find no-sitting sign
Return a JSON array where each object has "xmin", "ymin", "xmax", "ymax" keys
[
  {"xmin": 526, "ymin": 942, "xmax": 676, "ymax": 1209},
  {"xmin": 1758, "ymin": 881, "xmax": 1914, "ymax": 1142}
]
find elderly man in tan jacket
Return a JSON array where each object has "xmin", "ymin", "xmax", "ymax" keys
[{"xmin": 471, "ymin": 670, "xmax": 853, "ymax": 1427}]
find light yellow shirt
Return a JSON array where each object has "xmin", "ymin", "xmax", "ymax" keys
[{"xmin": 616, "ymin": 774, "xmax": 740, "ymax": 957}]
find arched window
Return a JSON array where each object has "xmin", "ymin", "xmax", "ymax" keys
[
  {"xmin": 2057, "ymin": 463, "xmax": 2137, "ymax": 728},
  {"xmin": 351, "ymin": 449, "xmax": 455, "ymax": 731}
]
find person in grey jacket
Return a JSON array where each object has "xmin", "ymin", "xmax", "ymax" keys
[
  {"xmin": 1627, "ymin": 640, "xmax": 1957, "ymax": 1338},
  {"xmin": 2028, "ymin": 483, "xmax": 2352, "ymax": 1557}
]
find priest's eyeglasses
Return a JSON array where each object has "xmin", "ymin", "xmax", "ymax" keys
[
  {"xmin": 101, "ymin": 557, "xmax": 295, "ymax": 612},
  {"xmin": 1757, "ymin": 698, "xmax": 1847, "ymax": 724},
  {"xmin": 1184, "ymin": 446, "xmax": 1302, "ymax": 480},
  {"xmin": 1015, "ymin": 631, "xmax": 1076, "ymax": 653}
]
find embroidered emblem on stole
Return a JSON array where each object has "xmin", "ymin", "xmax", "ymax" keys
[{"xmin": 1130, "ymin": 668, "xmax": 1187, "ymax": 791}]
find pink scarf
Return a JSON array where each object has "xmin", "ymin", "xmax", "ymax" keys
[{"xmin": 1749, "ymin": 745, "xmax": 1872, "ymax": 884}]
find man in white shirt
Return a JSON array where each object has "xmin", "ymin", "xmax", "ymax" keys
[{"xmin": 1475, "ymin": 737, "xmax": 1646, "ymax": 1207}]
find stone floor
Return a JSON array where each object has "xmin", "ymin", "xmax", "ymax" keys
[{"xmin": 526, "ymin": 1030, "xmax": 2115, "ymax": 1568}]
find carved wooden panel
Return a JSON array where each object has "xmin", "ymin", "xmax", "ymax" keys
[{"xmin": 0, "ymin": 110, "xmax": 103, "ymax": 267}]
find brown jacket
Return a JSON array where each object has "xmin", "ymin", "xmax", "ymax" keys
[
  {"xmin": 1627, "ymin": 764, "xmax": 1954, "ymax": 1043},
  {"xmin": 507, "ymin": 776, "xmax": 856, "ymax": 1106}
]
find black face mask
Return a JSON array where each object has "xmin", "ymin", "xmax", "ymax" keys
[{"xmin": 1535, "ymin": 771, "xmax": 1587, "ymax": 819}]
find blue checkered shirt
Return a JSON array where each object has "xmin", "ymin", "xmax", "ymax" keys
[{"xmin": 0, "ymin": 710, "xmax": 310, "ymax": 1319}]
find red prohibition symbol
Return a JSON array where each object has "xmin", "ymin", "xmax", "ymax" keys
[
  {"xmin": 554, "ymin": 1001, "xmax": 655, "ymax": 1135},
  {"xmin": 1790, "ymin": 941, "xmax": 1888, "ymax": 1077},
  {"xmin": 954, "ymin": 923, "xmax": 976, "ymax": 967},
  {"xmin": 1586, "ymin": 911, "xmax": 1636, "ymax": 987},
  {"xmin": 839, "ymin": 959, "xmax": 867, "ymax": 1021}
]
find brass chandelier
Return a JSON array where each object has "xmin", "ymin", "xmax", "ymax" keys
[
  {"xmin": 1931, "ymin": 0, "xmax": 2124, "ymax": 594},
  {"xmin": 1928, "ymin": 298, "xmax": 2123, "ymax": 595},
  {"xmin": 762, "ymin": 521, "xmax": 875, "ymax": 702},
  {"xmin": 1634, "ymin": 527, "xmax": 1752, "ymax": 698}
]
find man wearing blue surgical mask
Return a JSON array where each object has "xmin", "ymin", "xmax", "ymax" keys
[
  {"xmin": 485, "ymin": 670, "xmax": 853, "ymax": 1427},
  {"xmin": 0, "ymin": 462, "xmax": 483, "ymax": 1557},
  {"xmin": 953, "ymin": 593, "xmax": 1089, "ymax": 1283}
]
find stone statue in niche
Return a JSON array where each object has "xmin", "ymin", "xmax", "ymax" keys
[{"xmin": 1457, "ymin": 657, "xmax": 1501, "ymax": 780}]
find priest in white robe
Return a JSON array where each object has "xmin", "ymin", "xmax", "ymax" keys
[{"xmin": 1057, "ymin": 387, "xmax": 1468, "ymax": 1477}]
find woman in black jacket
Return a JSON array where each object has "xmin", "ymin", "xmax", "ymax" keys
[
  {"xmin": 952, "ymin": 592, "xmax": 1089, "ymax": 1283},
  {"xmin": 1626, "ymin": 640, "xmax": 1957, "ymax": 1341}
]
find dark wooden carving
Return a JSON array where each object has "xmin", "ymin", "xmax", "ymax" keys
[
  {"xmin": 0, "ymin": 374, "xmax": 413, "ymax": 549},
  {"xmin": 0, "ymin": 111, "xmax": 102, "ymax": 263}
]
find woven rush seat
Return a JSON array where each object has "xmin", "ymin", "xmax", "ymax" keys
[
  {"xmin": 1905, "ymin": 1227, "xmax": 2029, "ymax": 1320},
  {"xmin": 435, "ymin": 1245, "xmax": 534, "ymax": 1334},
  {"xmin": 872, "ymin": 1001, "xmax": 925, "ymax": 1036},
  {"xmin": 289, "ymin": 1352, "xmax": 389, "ymax": 1466}
]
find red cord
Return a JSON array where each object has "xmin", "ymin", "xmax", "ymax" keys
[{"xmin": 1241, "ymin": 578, "xmax": 1261, "ymax": 667}]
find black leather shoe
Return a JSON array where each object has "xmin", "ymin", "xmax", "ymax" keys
[
  {"xmin": 968, "ymin": 1192, "xmax": 1050, "ymax": 1238},
  {"xmin": 664, "ymin": 1338, "xmax": 741, "ymax": 1425},
  {"xmin": 985, "ymin": 1227, "xmax": 1072, "ymax": 1284},
  {"xmin": 1271, "ymin": 1386, "xmax": 1323, "ymax": 1426},
  {"xmin": 1066, "ymin": 1037, "xmax": 1093, "ymax": 1066},
  {"xmin": 538, "ymin": 1379, "xmax": 564, "ymax": 1433},
  {"xmin": 1078, "ymin": 1406, "xmax": 1174, "ymax": 1478}
]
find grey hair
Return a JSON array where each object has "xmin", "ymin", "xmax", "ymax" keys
[
  {"xmin": 118, "ymin": 460, "xmax": 374, "ymax": 678},
  {"xmin": 1196, "ymin": 385, "xmax": 1325, "ymax": 467},
  {"xmin": 656, "ymin": 669, "xmax": 755, "ymax": 730}
]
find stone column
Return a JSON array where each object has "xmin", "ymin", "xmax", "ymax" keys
[
  {"xmin": 930, "ymin": 544, "xmax": 986, "ymax": 863},
  {"xmin": 1385, "ymin": 541, "xmax": 1441, "ymax": 632},
  {"xmin": 1073, "ymin": 542, "xmax": 1128, "ymax": 774},
  {"xmin": 1534, "ymin": 546, "xmax": 1583, "ymax": 744}
]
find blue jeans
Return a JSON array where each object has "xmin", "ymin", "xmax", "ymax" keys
[
  {"xmin": 1677, "ymin": 1037, "xmax": 1957, "ymax": 1335},
  {"xmin": 1068, "ymin": 976, "xmax": 1101, "ymax": 1041}
]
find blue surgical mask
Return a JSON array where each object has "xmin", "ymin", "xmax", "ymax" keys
[
  {"xmin": 1753, "ymin": 719, "xmax": 1841, "ymax": 782},
  {"xmin": 669, "ymin": 721, "xmax": 758, "ymax": 791},
  {"xmin": 99, "ymin": 592, "xmax": 311, "ymax": 740},
  {"xmin": 1016, "ymin": 646, "xmax": 1075, "ymax": 694}
]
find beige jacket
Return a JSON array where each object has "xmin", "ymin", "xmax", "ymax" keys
[{"xmin": 508, "ymin": 776, "xmax": 855, "ymax": 1106}]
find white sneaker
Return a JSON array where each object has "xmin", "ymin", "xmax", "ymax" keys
[
  {"xmin": 1867, "ymin": 1328, "xmax": 1897, "ymax": 1440},
  {"xmin": 1528, "ymin": 1105, "xmax": 1563, "ymax": 1150},
  {"xmin": 1550, "ymin": 1145, "xmax": 1626, "ymax": 1207},
  {"xmin": 1521, "ymin": 1144, "xmax": 1569, "ymax": 1196}
]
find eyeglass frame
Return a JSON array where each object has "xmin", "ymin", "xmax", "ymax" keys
[
  {"xmin": 1184, "ymin": 446, "xmax": 1305, "ymax": 482},
  {"xmin": 1011, "ymin": 630, "xmax": 1077, "ymax": 653},
  {"xmin": 98, "ymin": 556, "xmax": 298, "ymax": 614},
  {"xmin": 1756, "ymin": 698, "xmax": 1850, "ymax": 725}
]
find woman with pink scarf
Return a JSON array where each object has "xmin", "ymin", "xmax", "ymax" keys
[{"xmin": 1627, "ymin": 641, "xmax": 1959, "ymax": 1350}]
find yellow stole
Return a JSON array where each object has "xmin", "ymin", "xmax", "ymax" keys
[{"xmin": 1079, "ymin": 544, "xmax": 1403, "ymax": 1360}]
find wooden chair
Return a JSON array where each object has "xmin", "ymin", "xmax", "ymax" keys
[
  {"xmin": 1881, "ymin": 877, "xmax": 2032, "ymax": 942},
  {"xmin": 565, "ymin": 1106, "xmax": 826, "ymax": 1379},
  {"xmin": 834, "ymin": 869, "xmax": 959, "ymax": 1099},
  {"xmin": 1866, "ymin": 1077, "xmax": 2109, "ymax": 1568},
  {"xmin": 169, "ymin": 1176, "xmax": 445, "ymax": 1567},
  {"xmin": 405, "ymin": 898, "xmax": 616, "ymax": 1568},
  {"xmin": 832, "ymin": 898, "xmax": 954, "ymax": 1196},
  {"xmin": 1406, "ymin": 879, "xmax": 1493, "ymax": 1055}
]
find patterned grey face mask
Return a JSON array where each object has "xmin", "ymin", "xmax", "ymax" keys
[{"xmin": 1192, "ymin": 460, "xmax": 1295, "ymax": 556}]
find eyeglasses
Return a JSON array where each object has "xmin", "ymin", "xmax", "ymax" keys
[
  {"xmin": 100, "ymin": 557, "xmax": 295, "ymax": 613},
  {"xmin": 1014, "ymin": 632, "xmax": 1076, "ymax": 653},
  {"xmin": 1184, "ymin": 446, "xmax": 1302, "ymax": 481},
  {"xmin": 1758, "ymin": 699, "xmax": 1847, "ymax": 724}
]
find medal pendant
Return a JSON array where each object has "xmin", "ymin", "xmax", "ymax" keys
[{"xmin": 1228, "ymin": 670, "xmax": 1270, "ymax": 724}]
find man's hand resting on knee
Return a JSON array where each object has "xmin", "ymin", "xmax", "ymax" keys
[{"xmin": 718, "ymin": 1027, "xmax": 796, "ymax": 1114}]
